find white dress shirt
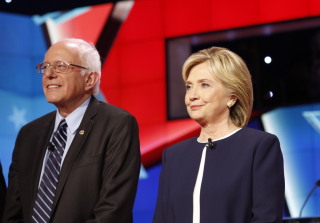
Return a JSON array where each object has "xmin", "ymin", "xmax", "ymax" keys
[
  {"xmin": 193, "ymin": 128, "xmax": 242, "ymax": 223},
  {"xmin": 38, "ymin": 96, "xmax": 91, "ymax": 187}
]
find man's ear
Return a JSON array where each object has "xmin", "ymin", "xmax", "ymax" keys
[{"xmin": 85, "ymin": 72, "xmax": 99, "ymax": 92}]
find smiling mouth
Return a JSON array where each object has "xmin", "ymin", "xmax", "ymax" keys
[
  {"xmin": 190, "ymin": 105, "xmax": 203, "ymax": 110},
  {"xmin": 47, "ymin": 85, "xmax": 60, "ymax": 88}
]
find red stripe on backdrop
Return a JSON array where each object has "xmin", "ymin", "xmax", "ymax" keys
[
  {"xmin": 258, "ymin": 0, "xmax": 309, "ymax": 24},
  {"xmin": 118, "ymin": 39, "xmax": 165, "ymax": 86},
  {"xmin": 119, "ymin": 80, "xmax": 166, "ymax": 127},
  {"xmin": 209, "ymin": 0, "xmax": 259, "ymax": 31},
  {"xmin": 100, "ymin": 43, "xmax": 120, "ymax": 106},
  {"xmin": 57, "ymin": 4, "xmax": 113, "ymax": 44},
  {"xmin": 116, "ymin": 0, "xmax": 164, "ymax": 43},
  {"xmin": 309, "ymin": 0, "xmax": 320, "ymax": 16},
  {"xmin": 164, "ymin": 0, "xmax": 211, "ymax": 38}
]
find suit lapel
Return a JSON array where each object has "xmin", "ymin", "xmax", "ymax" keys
[
  {"xmin": 52, "ymin": 96, "xmax": 99, "ymax": 211},
  {"xmin": 28, "ymin": 112, "xmax": 55, "ymax": 222}
]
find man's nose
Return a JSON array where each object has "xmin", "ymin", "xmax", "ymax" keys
[{"xmin": 43, "ymin": 65, "xmax": 57, "ymax": 78}]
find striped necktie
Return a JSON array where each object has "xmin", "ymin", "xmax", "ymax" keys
[{"xmin": 32, "ymin": 119, "xmax": 68, "ymax": 223}]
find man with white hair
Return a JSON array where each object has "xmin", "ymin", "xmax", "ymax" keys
[{"xmin": 3, "ymin": 38, "xmax": 141, "ymax": 223}]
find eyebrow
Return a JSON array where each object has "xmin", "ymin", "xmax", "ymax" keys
[
  {"xmin": 42, "ymin": 61, "xmax": 57, "ymax": 64},
  {"xmin": 185, "ymin": 78, "xmax": 213, "ymax": 84},
  {"xmin": 198, "ymin": 79, "xmax": 212, "ymax": 83},
  {"xmin": 42, "ymin": 60, "xmax": 69, "ymax": 64}
]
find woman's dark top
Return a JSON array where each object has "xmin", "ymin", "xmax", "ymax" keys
[{"xmin": 153, "ymin": 127, "xmax": 285, "ymax": 223}]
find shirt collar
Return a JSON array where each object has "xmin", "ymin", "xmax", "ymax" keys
[{"xmin": 54, "ymin": 96, "xmax": 91, "ymax": 134}]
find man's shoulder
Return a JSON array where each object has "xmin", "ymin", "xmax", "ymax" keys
[
  {"xmin": 96, "ymin": 101, "xmax": 135, "ymax": 119},
  {"xmin": 90, "ymin": 101, "xmax": 138, "ymax": 131},
  {"xmin": 97, "ymin": 101, "xmax": 129, "ymax": 113}
]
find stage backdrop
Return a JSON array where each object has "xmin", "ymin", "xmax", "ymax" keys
[{"xmin": 2, "ymin": 0, "xmax": 320, "ymax": 221}]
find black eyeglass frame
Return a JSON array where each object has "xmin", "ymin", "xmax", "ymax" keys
[{"xmin": 36, "ymin": 61, "xmax": 89, "ymax": 74}]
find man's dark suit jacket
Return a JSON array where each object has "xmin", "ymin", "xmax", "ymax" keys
[
  {"xmin": 0, "ymin": 162, "xmax": 6, "ymax": 222},
  {"xmin": 3, "ymin": 96, "xmax": 141, "ymax": 223},
  {"xmin": 153, "ymin": 127, "xmax": 285, "ymax": 223}
]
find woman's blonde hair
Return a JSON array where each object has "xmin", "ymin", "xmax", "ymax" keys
[{"xmin": 182, "ymin": 46, "xmax": 253, "ymax": 127}]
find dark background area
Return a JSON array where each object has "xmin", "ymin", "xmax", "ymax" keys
[
  {"xmin": 193, "ymin": 27, "xmax": 320, "ymax": 110},
  {"xmin": 0, "ymin": 0, "xmax": 119, "ymax": 15}
]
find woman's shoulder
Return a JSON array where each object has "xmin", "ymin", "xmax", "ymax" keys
[
  {"xmin": 167, "ymin": 136, "xmax": 198, "ymax": 150},
  {"xmin": 162, "ymin": 136, "xmax": 203, "ymax": 165},
  {"xmin": 239, "ymin": 127, "xmax": 278, "ymax": 141},
  {"xmin": 164, "ymin": 137, "xmax": 199, "ymax": 156},
  {"xmin": 233, "ymin": 127, "xmax": 280, "ymax": 151}
]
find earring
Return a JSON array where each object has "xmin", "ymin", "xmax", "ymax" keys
[{"xmin": 227, "ymin": 102, "xmax": 232, "ymax": 108}]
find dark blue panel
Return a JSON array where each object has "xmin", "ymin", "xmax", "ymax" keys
[
  {"xmin": 133, "ymin": 163, "xmax": 162, "ymax": 223},
  {"xmin": 30, "ymin": 22, "xmax": 48, "ymax": 57},
  {"xmin": 0, "ymin": 11, "xmax": 49, "ymax": 186},
  {"xmin": 0, "ymin": 12, "xmax": 46, "ymax": 97},
  {"xmin": 262, "ymin": 103, "xmax": 320, "ymax": 217},
  {"xmin": 0, "ymin": 12, "xmax": 46, "ymax": 57},
  {"xmin": 0, "ymin": 12, "xmax": 33, "ymax": 55},
  {"xmin": 0, "ymin": 55, "xmax": 35, "ymax": 96},
  {"xmin": 31, "ymin": 56, "xmax": 48, "ymax": 96},
  {"xmin": 247, "ymin": 118, "xmax": 262, "ymax": 130}
]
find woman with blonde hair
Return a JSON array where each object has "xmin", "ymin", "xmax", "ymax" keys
[{"xmin": 153, "ymin": 47, "xmax": 284, "ymax": 223}]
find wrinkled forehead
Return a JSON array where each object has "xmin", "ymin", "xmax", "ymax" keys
[{"xmin": 44, "ymin": 41, "xmax": 81, "ymax": 63}]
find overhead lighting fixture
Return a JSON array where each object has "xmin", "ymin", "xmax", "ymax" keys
[{"xmin": 264, "ymin": 56, "xmax": 272, "ymax": 64}]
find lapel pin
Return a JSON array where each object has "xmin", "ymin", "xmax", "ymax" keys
[{"xmin": 79, "ymin": 130, "xmax": 84, "ymax": 135}]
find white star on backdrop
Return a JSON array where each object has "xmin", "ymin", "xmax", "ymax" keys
[
  {"xmin": 8, "ymin": 106, "xmax": 27, "ymax": 131},
  {"xmin": 139, "ymin": 165, "xmax": 148, "ymax": 179}
]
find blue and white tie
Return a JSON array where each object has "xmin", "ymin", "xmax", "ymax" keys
[{"xmin": 32, "ymin": 119, "xmax": 68, "ymax": 223}]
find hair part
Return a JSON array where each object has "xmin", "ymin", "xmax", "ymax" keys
[
  {"xmin": 57, "ymin": 38, "xmax": 101, "ymax": 96},
  {"xmin": 182, "ymin": 46, "xmax": 253, "ymax": 127}
]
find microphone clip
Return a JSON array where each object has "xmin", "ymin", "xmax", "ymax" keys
[
  {"xmin": 47, "ymin": 142, "xmax": 55, "ymax": 151},
  {"xmin": 206, "ymin": 138, "xmax": 215, "ymax": 149}
]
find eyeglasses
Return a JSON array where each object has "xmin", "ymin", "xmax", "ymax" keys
[{"xmin": 36, "ymin": 61, "xmax": 88, "ymax": 74}]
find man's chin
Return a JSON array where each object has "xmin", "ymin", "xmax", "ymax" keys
[{"xmin": 45, "ymin": 97, "xmax": 61, "ymax": 106}]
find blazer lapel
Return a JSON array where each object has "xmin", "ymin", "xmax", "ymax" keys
[
  {"xmin": 27, "ymin": 112, "xmax": 55, "ymax": 222},
  {"xmin": 51, "ymin": 96, "xmax": 99, "ymax": 211}
]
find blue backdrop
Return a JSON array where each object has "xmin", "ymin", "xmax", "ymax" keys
[
  {"xmin": 0, "ymin": 11, "xmax": 56, "ymax": 184},
  {"xmin": 262, "ymin": 103, "xmax": 320, "ymax": 217}
]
